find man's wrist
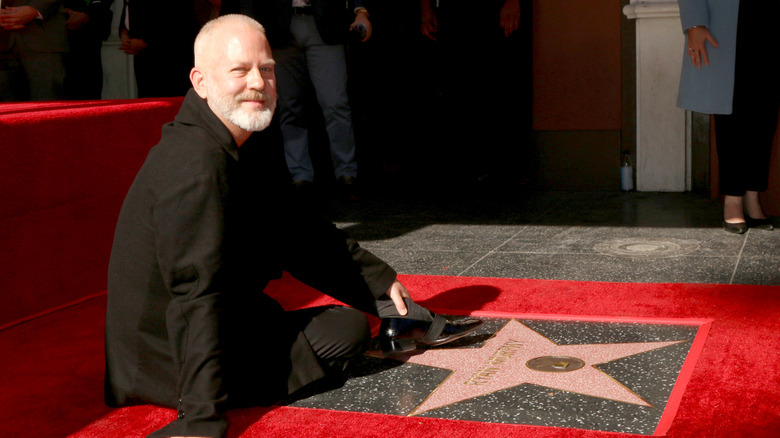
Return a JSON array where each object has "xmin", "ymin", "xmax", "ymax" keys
[{"xmin": 354, "ymin": 7, "xmax": 369, "ymax": 18}]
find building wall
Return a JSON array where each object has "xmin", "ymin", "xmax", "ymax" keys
[{"xmin": 530, "ymin": 0, "xmax": 625, "ymax": 190}]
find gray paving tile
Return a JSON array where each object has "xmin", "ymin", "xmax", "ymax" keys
[
  {"xmin": 534, "ymin": 192, "xmax": 722, "ymax": 228},
  {"xmin": 359, "ymin": 249, "xmax": 488, "ymax": 276},
  {"xmin": 358, "ymin": 224, "xmax": 523, "ymax": 252},
  {"xmin": 498, "ymin": 226, "xmax": 746, "ymax": 257},
  {"xmin": 327, "ymin": 191, "xmax": 780, "ymax": 286},
  {"xmin": 740, "ymin": 229, "xmax": 780, "ymax": 257},
  {"xmin": 461, "ymin": 253, "xmax": 738, "ymax": 284},
  {"xmin": 336, "ymin": 220, "xmax": 430, "ymax": 243},
  {"xmin": 730, "ymin": 257, "xmax": 780, "ymax": 285}
]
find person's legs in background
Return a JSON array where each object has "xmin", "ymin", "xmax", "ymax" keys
[
  {"xmin": 715, "ymin": 0, "xmax": 779, "ymax": 232},
  {"xmin": 306, "ymin": 41, "xmax": 358, "ymax": 187},
  {"xmin": 274, "ymin": 41, "xmax": 315, "ymax": 185},
  {"xmin": 275, "ymin": 14, "xmax": 359, "ymax": 198},
  {"xmin": 16, "ymin": 49, "xmax": 66, "ymax": 101}
]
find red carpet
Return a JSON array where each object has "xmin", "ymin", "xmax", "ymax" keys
[
  {"xmin": 1, "ymin": 274, "xmax": 778, "ymax": 437},
  {"xmin": 0, "ymin": 97, "xmax": 183, "ymax": 328}
]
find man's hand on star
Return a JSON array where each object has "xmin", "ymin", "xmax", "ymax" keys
[{"xmin": 386, "ymin": 280, "xmax": 411, "ymax": 316}]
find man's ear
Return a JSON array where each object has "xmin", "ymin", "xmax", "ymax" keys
[{"xmin": 190, "ymin": 68, "xmax": 208, "ymax": 99}]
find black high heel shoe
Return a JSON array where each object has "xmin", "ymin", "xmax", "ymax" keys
[
  {"xmin": 723, "ymin": 220, "xmax": 748, "ymax": 234},
  {"xmin": 377, "ymin": 314, "xmax": 484, "ymax": 355},
  {"xmin": 746, "ymin": 216, "xmax": 774, "ymax": 231}
]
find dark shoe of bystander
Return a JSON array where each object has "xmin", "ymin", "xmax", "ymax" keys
[{"xmin": 338, "ymin": 175, "xmax": 360, "ymax": 201}]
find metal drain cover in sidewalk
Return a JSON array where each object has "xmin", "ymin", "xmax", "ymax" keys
[{"xmin": 594, "ymin": 239, "xmax": 699, "ymax": 258}]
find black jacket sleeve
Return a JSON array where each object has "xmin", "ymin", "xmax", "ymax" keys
[
  {"xmin": 146, "ymin": 150, "xmax": 232, "ymax": 438},
  {"xmin": 278, "ymin": 195, "xmax": 397, "ymax": 316}
]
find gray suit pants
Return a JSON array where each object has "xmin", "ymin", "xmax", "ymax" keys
[
  {"xmin": 273, "ymin": 15, "xmax": 358, "ymax": 183},
  {"xmin": 0, "ymin": 45, "xmax": 65, "ymax": 101}
]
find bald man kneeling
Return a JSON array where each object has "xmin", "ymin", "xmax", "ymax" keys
[{"xmin": 104, "ymin": 15, "xmax": 482, "ymax": 438}]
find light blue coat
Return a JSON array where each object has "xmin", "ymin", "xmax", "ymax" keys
[{"xmin": 676, "ymin": 0, "xmax": 740, "ymax": 114}]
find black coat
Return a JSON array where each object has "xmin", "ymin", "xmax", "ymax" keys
[{"xmin": 105, "ymin": 90, "xmax": 395, "ymax": 437}]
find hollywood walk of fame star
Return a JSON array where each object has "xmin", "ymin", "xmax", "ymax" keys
[{"xmin": 391, "ymin": 319, "xmax": 688, "ymax": 416}]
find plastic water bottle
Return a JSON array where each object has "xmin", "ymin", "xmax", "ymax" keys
[{"xmin": 621, "ymin": 151, "xmax": 634, "ymax": 191}]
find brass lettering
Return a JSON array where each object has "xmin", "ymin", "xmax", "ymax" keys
[{"xmin": 463, "ymin": 340, "xmax": 523, "ymax": 386}]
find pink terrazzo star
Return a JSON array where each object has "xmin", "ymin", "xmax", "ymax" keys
[{"xmin": 394, "ymin": 319, "xmax": 686, "ymax": 416}]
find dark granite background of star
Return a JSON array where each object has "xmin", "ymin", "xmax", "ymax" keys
[{"xmin": 284, "ymin": 316, "xmax": 702, "ymax": 436}]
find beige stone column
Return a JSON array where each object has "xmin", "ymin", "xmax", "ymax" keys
[{"xmin": 624, "ymin": 1, "xmax": 690, "ymax": 191}]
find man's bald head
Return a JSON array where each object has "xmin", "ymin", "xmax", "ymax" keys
[
  {"xmin": 194, "ymin": 14, "xmax": 267, "ymax": 70},
  {"xmin": 189, "ymin": 14, "xmax": 277, "ymax": 145}
]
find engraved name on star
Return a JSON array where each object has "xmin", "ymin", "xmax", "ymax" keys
[{"xmin": 394, "ymin": 319, "xmax": 686, "ymax": 416}]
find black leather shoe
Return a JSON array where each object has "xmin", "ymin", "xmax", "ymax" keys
[
  {"xmin": 377, "ymin": 314, "xmax": 483, "ymax": 355},
  {"xmin": 337, "ymin": 175, "xmax": 360, "ymax": 201},
  {"xmin": 746, "ymin": 216, "xmax": 774, "ymax": 231},
  {"xmin": 723, "ymin": 221, "xmax": 748, "ymax": 234}
]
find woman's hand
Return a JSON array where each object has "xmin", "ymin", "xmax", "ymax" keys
[{"xmin": 687, "ymin": 26, "xmax": 719, "ymax": 68}]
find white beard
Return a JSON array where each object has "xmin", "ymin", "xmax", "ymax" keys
[{"xmin": 208, "ymin": 84, "xmax": 276, "ymax": 132}]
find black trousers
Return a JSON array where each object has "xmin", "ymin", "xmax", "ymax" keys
[
  {"xmin": 290, "ymin": 296, "xmax": 431, "ymax": 372},
  {"xmin": 65, "ymin": 30, "xmax": 105, "ymax": 100},
  {"xmin": 714, "ymin": 0, "xmax": 780, "ymax": 196},
  {"xmin": 290, "ymin": 305, "xmax": 371, "ymax": 374},
  {"xmin": 223, "ymin": 296, "xmax": 428, "ymax": 406}
]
